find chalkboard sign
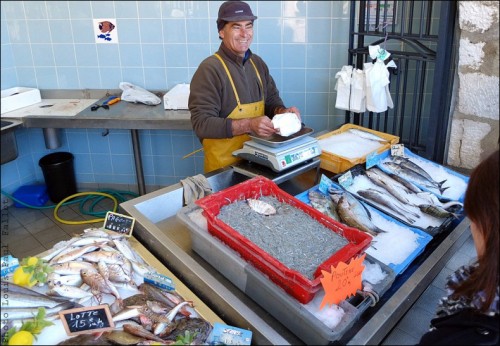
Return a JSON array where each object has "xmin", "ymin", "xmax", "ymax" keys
[
  {"xmin": 59, "ymin": 304, "xmax": 115, "ymax": 336},
  {"xmin": 103, "ymin": 211, "xmax": 135, "ymax": 237}
]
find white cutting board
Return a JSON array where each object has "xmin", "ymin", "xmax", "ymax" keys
[{"xmin": 0, "ymin": 99, "xmax": 98, "ymax": 118}]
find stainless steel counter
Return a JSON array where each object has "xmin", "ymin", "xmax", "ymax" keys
[
  {"xmin": 120, "ymin": 166, "xmax": 471, "ymax": 345},
  {"xmin": 3, "ymin": 89, "xmax": 193, "ymax": 195}
]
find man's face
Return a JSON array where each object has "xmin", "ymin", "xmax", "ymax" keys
[{"xmin": 219, "ymin": 20, "xmax": 254, "ymax": 57}]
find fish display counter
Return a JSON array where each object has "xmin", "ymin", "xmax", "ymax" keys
[
  {"xmin": 119, "ymin": 164, "xmax": 471, "ymax": 345},
  {"xmin": 1, "ymin": 233, "xmax": 224, "ymax": 345}
]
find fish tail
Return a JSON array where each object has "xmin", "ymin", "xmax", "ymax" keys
[
  {"xmin": 374, "ymin": 226, "xmax": 387, "ymax": 234},
  {"xmin": 436, "ymin": 179, "xmax": 448, "ymax": 194}
]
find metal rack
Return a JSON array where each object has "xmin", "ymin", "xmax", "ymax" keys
[{"xmin": 346, "ymin": 1, "xmax": 457, "ymax": 163}]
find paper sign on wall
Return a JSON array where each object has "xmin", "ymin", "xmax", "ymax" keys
[{"xmin": 320, "ymin": 253, "xmax": 366, "ymax": 309}]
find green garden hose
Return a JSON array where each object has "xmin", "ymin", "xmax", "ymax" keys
[{"xmin": 1, "ymin": 189, "xmax": 139, "ymax": 225}]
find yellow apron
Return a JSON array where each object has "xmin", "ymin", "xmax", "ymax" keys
[{"xmin": 203, "ymin": 54, "xmax": 265, "ymax": 173}]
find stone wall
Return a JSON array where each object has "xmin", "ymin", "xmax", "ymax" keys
[{"xmin": 447, "ymin": 1, "xmax": 499, "ymax": 171}]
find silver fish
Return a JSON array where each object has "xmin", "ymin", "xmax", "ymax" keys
[
  {"xmin": 358, "ymin": 188, "xmax": 419, "ymax": 224},
  {"xmin": 2, "ymin": 301, "xmax": 74, "ymax": 320},
  {"xmin": 348, "ymin": 128, "xmax": 388, "ymax": 143},
  {"xmin": 336, "ymin": 193, "xmax": 385, "ymax": 237},
  {"xmin": 387, "ymin": 172, "xmax": 422, "ymax": 193},
  {"xmin": 308, "ymin": 190, "xmax": 340, "ymax": 221},
  {"xmin": 365, "ymin": 168, "xmax": 412, "ymax": 204},
  {"xmin": 392, "ymin": 156, "xmax": 443, "ymax": 185},
  {"xmin": 50, "ymin": 244, "xmax": 101, "ymax": 264},
  {"xmin": 383, "ymin": 161, "xmax": 449, "ymax": 195},
  {"xmin": 1, "ymin": 290, "xmax": 68, "ymax": 309}
]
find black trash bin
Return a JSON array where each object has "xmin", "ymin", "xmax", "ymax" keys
[{"xmin": 39, "ymin": 152, "xmax": 77, "ymax": 203}]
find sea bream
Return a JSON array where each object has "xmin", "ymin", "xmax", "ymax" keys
[
  {"xmin": 335, "ymin": 192, "xmax": 385, "ymax": 237},
  {"xmin": 308, "ymin": 189, "xmax": 340, "ymax": 221}
]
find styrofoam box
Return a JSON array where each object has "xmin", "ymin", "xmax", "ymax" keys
[
  {"xmin": 1, "ymin": 87, "xmax": 41, "ymax": 114},
  {"xmin": 177, "ymin": 203, "xmax": 396, "ymax": 345},
  {"xmin": 163, "ymin": 83, "xmax": 189, "ymax": 110}
]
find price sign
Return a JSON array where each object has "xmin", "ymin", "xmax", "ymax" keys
[
  {"xmin": 338, "ymin": 170, "xmax": 353, "ymax": 189},
  {"xmin": 319, "ymin": 254, "xmax": 366, "ymax": 309},
  {"xmin": 59, "ymin": 305, "xmax": 114, "ymax": 336},
  {"xmin": 391, "ymin": 144, "xmax": 405, "ymax": 157},
  {"xmin": 103, "ymin": 211, "xmax": 135, "ymax": 237}
]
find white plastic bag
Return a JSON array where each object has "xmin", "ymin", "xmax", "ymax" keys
[
  {"xmin": 272, "ymin": 112, "xmax": 302, "ymax": 137},
  {"xmin": 119, "ymin": 82, "xmax": 161, "ymax": 105},
  {"xmin": 364, "ymin": 45, "xmax": 395, "ymax": 113},
  {"xmin": 334, "ymin": 65, "xmax": 353, "ymax": 110}
]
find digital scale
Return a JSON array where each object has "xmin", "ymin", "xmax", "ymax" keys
[{"xmin": 233, "ymin": 130, "xmax": 321, "ymax": 173}]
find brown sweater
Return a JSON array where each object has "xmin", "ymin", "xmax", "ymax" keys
[{"xmin": 189, "ymin": 43, "xmax": 285, "ymax": 141}]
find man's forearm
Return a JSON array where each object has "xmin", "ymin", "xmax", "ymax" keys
[{"xmin": 231, "ymin": 118, "xmax": 251, "ymax": 136}]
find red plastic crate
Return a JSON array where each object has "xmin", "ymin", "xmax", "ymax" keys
[{"xmin": 195, "ymin": 176, "xmax": 372, "ymax": 303}]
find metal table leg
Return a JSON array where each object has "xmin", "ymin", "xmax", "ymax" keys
[{"xmin": 131, "ymin": 129, "xmax": 146, "ymax": 195}]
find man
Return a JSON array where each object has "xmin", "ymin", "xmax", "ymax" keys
[{"xmin": 189, "ymin": 0, "xmax": 301, "ymax": 173}]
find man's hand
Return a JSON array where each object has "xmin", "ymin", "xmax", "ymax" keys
[
  {"xmin": 249, "ymin": 116, "xmax": 276, "ymax": 137},
  {"xmin": 232, "ymin": 116, "xmax": 276, "ymax": 137}
]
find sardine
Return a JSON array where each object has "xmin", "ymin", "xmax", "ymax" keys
[
  {"xmin": 383, "ymin": 161, "xmax": 449, "ymax": 195},
  {"xmin": 358, "ymin": 188, "xmax": 419, "ymax": 224},
  {"xmin": 308, "ymin": 190, "xmax": 340, "ymax": 221},
  {"xmin": 336, "ymin": 193, "xmax": 385, "ymax": 237},
  {"xmin": 348, "ymin": 128, "xmax": 388, "ymax": 143}
]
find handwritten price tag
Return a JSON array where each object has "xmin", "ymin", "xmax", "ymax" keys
[
  {"xmin": 319, "ymin": 254, "xmax": 366, "ymax": 309},
  {"xmin": 338, "ymin": 170, "xmax": 353, "ymax": 189},
  {"xmin": 103, "ymin": 211, "xmax": 135, "ymax": 237},
  {"xmin": 391, "ymin": 144, "xmax": 405, "ymax": 157},
  {"xmin": 59, "ymin": 305, "xmax": 114, "ymax": 336}
]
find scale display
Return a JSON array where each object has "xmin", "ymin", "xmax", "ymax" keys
[{"xmin": 233, "ymin": 136, "xmax": 321, "ymax": 172}]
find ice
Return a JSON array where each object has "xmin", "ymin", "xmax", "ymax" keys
[
  {"xmin": 303, "ymin": 290, "xmax": 345, "ymax": 329},
  {"xmin": 362, "ymin": 261, "xmax": 387, "ymax": 285},
  {"xmin": 318, "ymin": 132, "xmax": 385, "ymax": 159}
]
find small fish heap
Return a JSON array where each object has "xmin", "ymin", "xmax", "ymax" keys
[{"xmin": 3, "ymin": 227, "xmax": 214, "ymax": 345}]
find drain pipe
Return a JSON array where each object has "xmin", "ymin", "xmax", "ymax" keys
[{"xmin": 43, "ymin": 128, "xmax": 61, "ymax": 149}]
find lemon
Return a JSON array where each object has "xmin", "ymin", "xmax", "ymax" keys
[
  {"xmin": 8, "ymin": 330, "xmax": 34, "ymax": 345},
  {"xmin": 12, "ymin": 266, "xmax": 35, "ymax": 287},
  {"xmin": 26, "ymin": 257, "xmax": 39, "ymax": 266}
]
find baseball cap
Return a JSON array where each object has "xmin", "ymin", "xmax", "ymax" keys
[{"xmin": 217, "ymin": 1, "xmax": 257, "ymax": 31}]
